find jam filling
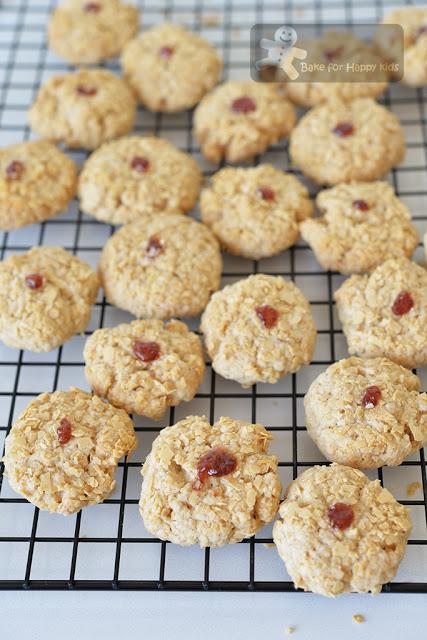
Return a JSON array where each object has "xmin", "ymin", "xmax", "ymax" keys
[
  {"xmin": 25, "ymin": 273, "xmax": 43, "ymax": 290},
  {"xmin": 352, "ymin": 199, "xmax": 369, "ymax": 211},
  {"xmin": 392, "ymin": 291, "xmax": 414, "ymax": 316},
  {"xmin": 131, "ymin": 156, "xmax": 150, "ymax": 173},
  {"xmin": 332, "ymin": 122, "xmax": 354, "ymax": 137},
  {"xmin": 362, "ymin": 385, "xmax": 381, "ymax": 408},
  {"xmin": 196, "ymin": 446, "xmax": 237, "ymax": 484},
  {"xmin": 324, "ymin": 46, "xmax": 344, "ymax": 61},
  {"xmin": 415, "ymin": 25, "xmax": 427, "ymax": 40},
  {"xmin": 146, "ymin": 234, "xmax": 163, "ymax": 259},
  {"xmin": 84, "ymin": 2, "xmax": 101, "ymax": 12},
  {"xmin": 76, "ymin": 85, "xmax": 97, "ymax": 96},
  {"xmin": 57, "ymin": 418, "xmax": 72, "ymax": 445},
  {"xmin": 6, "ymin": 160, "xmax": 24, "ymax": 180},
  {"xmin": 257, "ymin": 186, "xmax": 276, "ymax": 201},
  {"xmin": 231, "ymin": 96, "xmax": 257, "ymax": 114},
  {"xmin": 255, "ymin": 305, "xmax": 279, "ymax": 329},
  {"xmin": 327, "ymin": 502, "xmax": 354, "ymax": 530},
  {"xmin": 159, "ymin": 46, "xmax": 174, "ymax": 58},
  {"xmin": 133, "ymin": 340, "xmax": 160, "ymax": 363}
]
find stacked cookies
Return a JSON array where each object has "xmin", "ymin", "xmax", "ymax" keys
[{"xmin": 0, "ymin": 1, "xmax": 426, "ymax": 598}]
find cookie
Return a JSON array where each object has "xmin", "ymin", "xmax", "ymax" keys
[
  {"xmin": 200, "ymin": 274, "xmax": 316, "ymax": 387},
  {"xmin": 3, "ymin": 388, "xmax": 136, "ymax": 515},
  {"xmin": 289, "ymin": 98, "xmax": 405, "ymax": 185},
  {"xmin": 200, "ymin": 165, "xmax": 313, "ymax": 260},
  {"xmin": 78, "ymin": 136, "xmax": 202, "ymax": 225},
  {"xmin": 304, "ymin": 356, "xmax": 427, "ymax": 469},
  {"xmin": 0, "ymin": 140, "xmax": 77, "ymax": 231},
  {"xmin": 121, "ymin": 23, "xmax": 222, "ymax": 112},
  {"xmin": 286, "ymin": 31, "xmax": 388, "ymax": 107},
  {"xmin": 139, "ymin": 415, "xmax": 281, "ymax": 547},
  {"xmin": 99, "ymin": 213, "xmax": 222, "ymax": 319},
  {"xmin": 334, "ymin": 258, "xmax": 427, "ymax": 369},
  {"xmin": 48, "ymin": 0, "xmax": 139, "ymax": 65},
  {"xmin": 376, "ymin": 7, "xmax": 427, "ymax": 87},
  {"xmin": 301, "ymin": 182, "xmax": 419, "ymax": 274},
  {"xmin": 84, "ymin": 319, "xmax": 205, "ymax": 420},
  {"xmin": 28, "ymin": 69, "xmax": 136, "ymax": 150},
  {"xmin": 0, "ymin": 247, "xmax": 99, "ymax": 352},
  {"xmin": 193, "ymin": 81, "xmax": 296, "ymax": 163},
  {"xmin": 273, "ymin": 463, "xmax": 411, "ymax": 596}
]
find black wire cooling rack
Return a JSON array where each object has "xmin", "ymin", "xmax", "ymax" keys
[{"xmin": 0, "ymin": 0, "xmax": 426, "ymax": 593}]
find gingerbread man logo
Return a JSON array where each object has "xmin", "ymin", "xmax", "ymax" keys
[{"xmin": 256, "ymin": 26, "xmax": 307, "ymax": 80}]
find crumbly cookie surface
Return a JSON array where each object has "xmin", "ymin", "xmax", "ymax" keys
[
  {"xmin": 273, "ymin": 463, "xmax": 411, "ymax": 596},
  {"xmin": 78, "ymin": 136, "xmax": 202, "ymax": 225},
  {"xmin": 0, "ymin": 140, "xmax": 77, "ymax": 231},
  {"xmin": 121, "ymin": 23, "xmax": 222, "ymax": 112},
  {"xmin": 0, "ymin": 246, "xmax": 99, "ymax": 352},
  {"xmin": 286, "ymin": 31, "xmax": 388, "ymax": 107},
  {"xmin": 139, "ymin": 415, "xmax": 281, "ymax": 547},
  {"xmin": 84, "ymin": 319, "xmax": 205, "ymax": 420},
  {"xmin": 3, "ymin": 388, "xmax": 136, "ymax": 515},
  {"xmin": 28, "ymin": 69, "xmax": 136, "ymax": 150},
  {"xmin": 99, "ymin": 213, "xmax": 222, "ymax": 319},
  {"xmin": 301, "ymin": 182, "xmax": 419, "ymax": 274},
  {"xmin": 200, "ymin": 274, "xmax": 316, "ymax": 387},
  {"xmin": 305, "ymin": 356, "xmax": 427, "ymax": 468},
  {"xmin": 193, "ymin": 81, "xmax": 296, "ymax": 163},
  {"xmin": 289, "ymin": 98, "xmax": 405, "ymax": 185},
  {"xmin": 334, "ymin": 258, "xmax": 427, "ymax": 369},
  {"xmin": 48, "ymin": 0, "xmax": 139, "ymax": 65},
  {"xmin": 200, "ymin": 165, "xmax": 313, "ymax": 260},
  {"xmin": 376, "ymin": 7, "xmax": 427, "ymax": 87}
]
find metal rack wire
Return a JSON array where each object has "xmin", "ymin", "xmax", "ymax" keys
[{"xmin": 0, "ymin": 0, "xmax": 426, "ymax": 592}]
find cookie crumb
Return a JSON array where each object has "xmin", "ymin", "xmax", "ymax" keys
[
  {"xmin": 202, "ymin": 14, "xmax": 220, "ymax": 27},
  {"xmin": 263, "ymin": 542, "xmax": 275, "ymax": 549},
  {"xmin": 352, "ymin": 614, "xmax": 365, "ymax": 624},
  {"xmin": 285, "ymin": 626, "xmax": 296, "ymax": 635},
  {"xmin": 407, "ymin": 481, "xmax": 422, "ymax": 497}
]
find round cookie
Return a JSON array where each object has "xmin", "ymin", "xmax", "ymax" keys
[
  {"xmin": 301, "ymin": 181, "xmax": 419, "ymax": 274},
  {"xmin": 200, "ymin": 165, "xmax": 313, "ymax": 260},
  {"xmin": 121, "ymin": 23, "xmax": 222, "ymax": 112},
  {"xmin": 289, "ymin": 98, "xmax": 405, "ymax": 186},
  {"xmin": 84, "ymin": 318, "xmax": 205, "ymax": 420},
  {"xmin": 286, "ymin": 31, "xmax": 388, "ymax": 107},
  {"xmin": 304, "ymin": 356, "xmax": 427, "ymax": 469},
  {"xmin": 0, "ymin": 140, "xmax": 77, "ymax": 231},
  {"xmin": 334, "ymin": 258, "xmax": 427, "ymax": 369},
  {"xmin": 193, "ymin": 81, "xmax": 296, "ymax": 163},
  {"xmin": 99, "ymin": 213, "xmax": 222, "ymax": 319},
  {"xmin": 78, "ymin": 136, "xmax": 202, "ymax": 225},
  {"xmin": 376, "ymin": 7, "xmax": 427, "ymax": 87},
  {"xmin": 28, "ymin": 69, "xmax": 136, "ymax": 150},
  {"xmin": 139, "ymin": 415, "xmax": 281, "ymax": 547},
  {"xmin": 48, "ymin": 0, "xmax": 139, "ymax": 65},
  {"xmin": 0, "ymin": 246, "xmax": 99, "ymax": 352},
  {"xmin": 272, "ymin": 463, "xmax": 411, "ymax": 596},
  {"xmin": 3, "ymin": 388, "xmax": 136, "ymax": 515},
  {"xmin": 200, "ymin": 274, "xmax": 316, "ymax": 387}
]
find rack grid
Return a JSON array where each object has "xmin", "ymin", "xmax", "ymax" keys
[{"xmin": 0, "ymin": 0, "xmax": 426, "ymax": 593}]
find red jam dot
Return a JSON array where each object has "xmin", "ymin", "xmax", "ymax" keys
[
  {"xmin": 332, "ymin": 122, "xmax": 354, "ymax": 137},
  {"xmin": 352, "ymin": 199, "xmax": 369, "ymax": 211},
  {"xmin": 57, "ymin": 418, "xmax": 72, "ymax": 446},
  {"xmin": 257, "ymin": 186, "xmax": 276, "ymax": 202},
  {"xmin": 196, "ymin": 446, "xmax": 237, "ymax": 484},
  {"xmin": 255, "ymin": 305, "xmax": 279, "ymax": 329},
  {"xmin": 76, "ymin": 85, "xmax": 97, "ymax": 96},
  {"xmin": 84, "ymin": 2, "xmax": 100, "ymax": 12},
  {"xmin": 362, "ymin": 385, "xmax": 381, "ymax": 409},
  {"xmin": 146, "ymin": 234, "xmax": 163, "ymax": 259},
  {"xmin": 415, "ymin": 25, "xmax": 427, "ymax": 40},
  {"xmin": 392, "ymin": 291, "xmax": 414, "ymax": 316},
  {"xmin": 6, "ymin": 160, "xmax": 24, "ymax": 180},
  {"xmin": 159, "ymin": 46, "xmax": 174, "ymax": 58},
  {"xmin": 327, "ymin": 503, "xmax": 354, "ymax": 530},
  {"xmin": 25, "ymin": 273, "xmax": 43, "ymax": 290},
  {"xmin": 324, "ymin": 46, "xmax": 343, "ymax": 61},
  {"xmin": 133, "ymin": 341, "xmax": 160, "ymax": 363},
  {"xmin": 131, "ymin": 156, "xmax": 150, "ymax": 173},
  {"xmin": 231, "ymin": 96, "xmax": 257, "ymax": 114}
]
